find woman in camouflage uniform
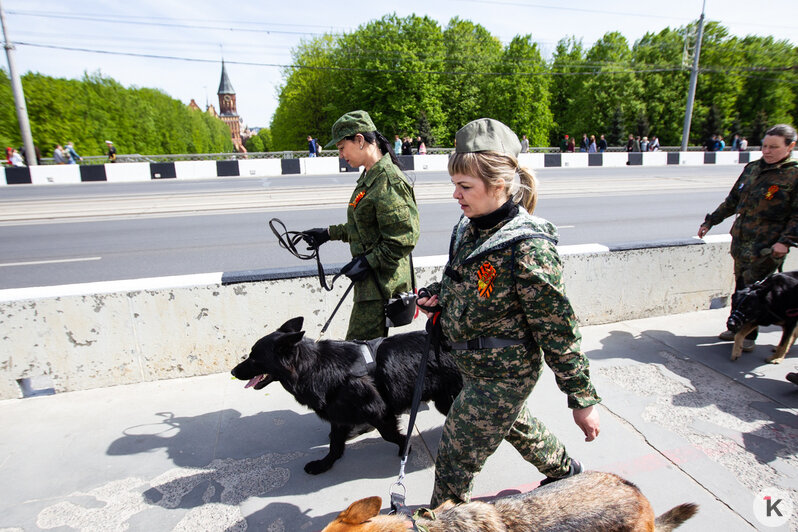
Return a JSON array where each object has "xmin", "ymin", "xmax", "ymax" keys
[
  {"xmin": 303, "ymin": 110, "xmax": 420, "ymax": 341},
  {"xmin": 417, "ymin": 118, "xmax": 601, "ymax": 507},
  {"xmin": 698, "ymin": 124, "xmax": 797, "ymax": 349}
]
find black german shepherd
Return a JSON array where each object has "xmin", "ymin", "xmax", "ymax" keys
[
  {"xmin": 231, "ymin": 317, "xmax": 462, "ymax": 474},
  {"xmin": 727, "ymin": 271, "xmax": 798, "ymax": 363}
]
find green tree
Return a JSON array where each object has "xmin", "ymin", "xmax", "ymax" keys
[
  {"xmin": 439, "ymin": 18, "xmax": 503, "ymax": 144},
  {"xmin": 573, "ymin": 32, "xmax": 644, "ymax": 142},
  {"xmin": 632, "ymin": 27, "xmax": 690, "ymax": 145},
  {"xmin": 549, "ymin": 37, "xmax": 586, "ymax": 144},
  {"xmin": 485, "ymin": 35, "xmax": 553, "ymax": 146}
]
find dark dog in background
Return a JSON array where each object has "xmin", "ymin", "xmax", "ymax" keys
[
  {"xmin": 231, "ymin": 317, "xmax": 462, "ymax": 474},
  {"xmin": 727, "ymin": 271, "xmax": 798, "ymax": 363},
  {"xmin": 321, "ymin": 471, "xmax": 698, "ymax": 532}
]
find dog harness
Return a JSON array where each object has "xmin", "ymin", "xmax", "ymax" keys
[{"xmin": 349, "ymin": 337, "xmax": 385, "ymax": 377}]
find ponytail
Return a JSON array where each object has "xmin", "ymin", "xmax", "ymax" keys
[{"xmin": 515, "ymin": 166, "xmax": 537, "ymax": 214}]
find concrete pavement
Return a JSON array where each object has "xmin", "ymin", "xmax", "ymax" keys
[{"xmin": 1, "ymin": 308, "xmax": 796, "ymax": 531}]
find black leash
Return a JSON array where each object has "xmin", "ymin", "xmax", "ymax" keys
[
  {"xmin": 268, "ymin": 217, "xmax": 354, "ymax": 339},
  {"xmin": 390, "ymin": 309, "xmax": 442, "ymax": 515},
  {"xmin": 269, "ymin": 218, "xmax": 349, "ymax": 292}
]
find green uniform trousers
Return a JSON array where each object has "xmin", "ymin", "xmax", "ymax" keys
[
  {"xmin": 431, "ymin": 352, "xmax": 570, "ymax": 507},
  {"xmin": 345, "ymin": 299, "xmax": 387, "ymax": 341}
]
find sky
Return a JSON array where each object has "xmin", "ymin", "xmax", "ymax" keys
[{"xmin": 2, "ymin": 0, "xmax": 796, "ymax": 129}]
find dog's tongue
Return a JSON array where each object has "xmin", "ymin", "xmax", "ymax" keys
[{"xmin": 245, "ymin": 375, "xmax": 264, "ymax": 389}]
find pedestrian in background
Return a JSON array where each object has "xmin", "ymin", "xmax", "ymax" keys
[
  {"xmin": 394, "ymin": 134, "xmax": 402, "ymax": 154},
  {"xmin": 698, "ymin": 123, "xmax": 797, "ymax": 351},
  {"xmin": 626, "ymin": 134, "xmax": 635, "ymax": 152},
  {"xmin": 588, "ymin": 134, "xmax": 597, "ymax": 153},
  {"xmin": 417, "ymin": 117, "xmax": 601, "ymax": 507},
  {"xmin": 598, "ymin": 134, "xmax": 608, "ymax": 152},
  {"xmin": 401, "ymin": 136, "xmax": 413, "ymax": 156},
  {"xmin": 648, "ymin": 135, "xmax": 660, "ymax": 151},
  {"xmin": 10, "ymin": 148, "xmax": 24, "ymax": 167},
  {"xmin": 520, "ymin": 134, "xmax": 529, "ymax": 154},
  {"xmin": 308, "ymin": 135, "xmax": 317, "ymax": 157},
  {"xmin": 106, "ymin": 141, "xmax": 117, "ymax": 163},
  {"xmin": 302, "ymin": 110, "xmax": 420, "ymax": 341},
  {"xmin": 53, "ymin": 145, "xmax": 67, "ymax": 164},
  {"xmin": 65, "ymin": 142, "xmax": 82, "ymax": 164}
]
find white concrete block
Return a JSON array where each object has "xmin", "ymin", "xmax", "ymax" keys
[
  {"xmin": 30, "ymin": 165, "xmax": 81, "ymax": 185},
  {"xmin": 174, "ymin": 160, "xmax": 217, "ymax": 180},
  {"xmin": 104, "ymin": 162, "xmax": 151, "ymax": 182}
]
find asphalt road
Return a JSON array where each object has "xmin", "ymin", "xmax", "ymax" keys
[{"xmin": 0, "ymin": 165, "xmax": 738, "ymax": 289}]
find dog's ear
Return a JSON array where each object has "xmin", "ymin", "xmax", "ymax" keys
[
  {"xmin": 278, "ymin": 317, "xmax": 304, "ymax": 332},
  {"xmin": 336, "ymin": 496, "xmax": 382, "ymax": 524},
  {"xmin": 275, "ymin": 330, "xmax": 305, "ymax": 353}
]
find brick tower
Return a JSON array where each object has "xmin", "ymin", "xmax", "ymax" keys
[{"xmin": 218, "ymin": 60, "xmax": 244, "ymax": 152}]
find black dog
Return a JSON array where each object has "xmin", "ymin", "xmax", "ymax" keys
[
  {"xmin": 231, "ymin": 317, "xmax": 462, "ymax": 474},
  {"xmin": 726, "ymin": 271, "xmax": 798, "ymax": 363}
]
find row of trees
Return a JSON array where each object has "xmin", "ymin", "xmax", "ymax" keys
[
  {"xmin": 0, "ymin": 71, "xmax": 233, "ymax": 157},
  {"xmin": 270, "ymin": 14, "xmax": 797, "ymax": 150}
]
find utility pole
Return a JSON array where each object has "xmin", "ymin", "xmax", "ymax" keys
[
  {"xmin": 0, "ymin": 0, "xmax": 37, "ymax": 166},
  {"xmin": 680, "ymin": 0, "xmax": 706, "ymax": 152}
]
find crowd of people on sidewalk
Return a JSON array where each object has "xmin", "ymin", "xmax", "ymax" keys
[{"xmin": 2, "ymin": 140, "xmax": 121, "ymax": 166}]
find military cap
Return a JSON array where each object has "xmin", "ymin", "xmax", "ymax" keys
[
  {"xmin": 455, "ymin": 118, "xmax": 521, "ymax": 158},
  {"xmin": 325, "ymin": 110, "xmax": 377, "ymax": 148}
]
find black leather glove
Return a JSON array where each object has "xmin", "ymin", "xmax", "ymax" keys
[
  {"xmin": 302, "ymin": 227, "xmax": 329, "ymax": 250},
  {"xmin": 340, "ymin": 255, "xmax": 371, "ymax": 282}
]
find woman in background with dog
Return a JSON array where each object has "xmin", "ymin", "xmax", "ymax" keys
[
  {"xmin": 698, "ymin": 123, "xmax": 797, "ymax": 350},
  {"xmin": 417, "ymin": 118, "xmax": 601, "ymax": 507},
  {"xmin": 302, "ymin": 110, "xmax": 420, "ymax": 341}
]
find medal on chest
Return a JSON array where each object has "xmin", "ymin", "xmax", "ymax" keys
[
  {"xmin": 350, "ymin": 191, "xmax": 366, "ymax": 209},
  {"xmin": 765, "ymin": 185, "xmax": 779, "ymax": 200},
  {"xmin": 476, "ymin": 261, "xmax": 497, "ymax": 298}
]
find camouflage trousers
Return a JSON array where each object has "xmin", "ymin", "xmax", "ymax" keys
[
  {"xmin": 734, "ymin": 253, "xmax": 786, "ymax": 288},
  {"xmin": 346, "ymin": 299, "xmax": 387, "ymax": 341},
  {"xmin": 732, "ymin": 253, "xmax": 786, "ymax": 341},
  {"xmin": 430, "ymin": 352, "xmax": 570, "ymax": 507}
]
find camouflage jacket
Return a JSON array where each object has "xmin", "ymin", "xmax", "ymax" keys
[
  {"xmin": 329, "ymin": 153, "xmax": 420, "ymax": 302},
  {"xmin": 704, "ymin": 157, "xmax": 798, "ymax": 261},
  {"xmin": 427, "ymin": 208, "xmax": 600, "ymax": 409}
]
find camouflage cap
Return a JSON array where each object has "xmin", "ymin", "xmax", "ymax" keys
[
  {"xmin": 325, "ymin": 110, "xmax": 377, "ymax": 148},
  {"xmin": 455, "ymin": 118, "xmax": 521, "ymax": 158}
]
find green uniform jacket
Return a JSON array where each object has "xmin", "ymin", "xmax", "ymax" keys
[
  {"xmin": 328, "ymin": 153, "xmax": 420, "ymax": 302},
  {"xmin": 704, "ymin": 157, "xmax": 798, "ymax": 261},
  {"xmin": 428, "ymin": 208, "xmax": 600, "ymax": 409}
]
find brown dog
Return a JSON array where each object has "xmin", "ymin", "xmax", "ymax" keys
[{"xmin": 322, "ymin": 471, "xmax": 697, "ymax": 532}]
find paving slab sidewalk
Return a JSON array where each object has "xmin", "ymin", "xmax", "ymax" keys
[{"xmin": 1, "ymin": 308, "xmax": 796, "ymax": 531}]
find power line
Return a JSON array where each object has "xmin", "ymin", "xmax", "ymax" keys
[{"xmin": 13, "ymin": 41, "xmax": 797, "ymax": 83}]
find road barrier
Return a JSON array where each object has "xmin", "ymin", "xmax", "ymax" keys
[
  {"xmin": 1, "ymin": 235, "xmax": 796, "ymax": 399},
  {"xmin": 2, "ymin": 150, "xmax": 781, "ymax": 186}
]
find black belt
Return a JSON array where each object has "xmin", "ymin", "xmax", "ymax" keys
[{"xmin": 449, "ymin": 336, "xmax": 529, "ymax": 350}]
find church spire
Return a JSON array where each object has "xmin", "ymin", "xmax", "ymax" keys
[{"xmin": 218, "ymin": 59, "xmax": 235, "ymax": 95}]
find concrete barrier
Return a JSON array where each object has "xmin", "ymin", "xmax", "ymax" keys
[
  {"xmin": 2, "ymin": 235, "xmax": 796, "ymax": 399},
  {"xmin": 5, "ymin": 150, "xmax": 793, "ymax": 186}
]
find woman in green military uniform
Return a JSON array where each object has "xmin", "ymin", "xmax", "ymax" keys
[
  {"xmin": 417, "ymin": 118, "xmax": 601, "ymax": 507},
  {"xmin": 303, "ymin": 110, "xmax": 420, "ymax": 341},
  {"xmin": 698, "ymin": 124, "xmax": 797, "ymax": 350}
]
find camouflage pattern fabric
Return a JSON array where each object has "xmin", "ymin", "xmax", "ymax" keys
[
  {"xmin": 327, "ymin": 153, "xmax": 419, "ymax": 339},
  {"xmin": 431, "ymin": 350, "xmax": 569, "ymax": 506},
  {"xmin": 704, "ymin": 157, "xmax": 797, "ymax": 285},
  {"xmin": 345, "ymin": 299, "xmax": 387, "ymax": 341},
  {"xmin": 427, "ymin": 207, "xmax": 601, "ymax": 506}
]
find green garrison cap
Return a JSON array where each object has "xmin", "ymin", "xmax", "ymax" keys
[
  {"xmin": 455, "ymin": 118, "xmax": 521, "ymax": 158},
  {"xmin": 325, "ymin": 110, "xmax": 377, "ymax": 148}
]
